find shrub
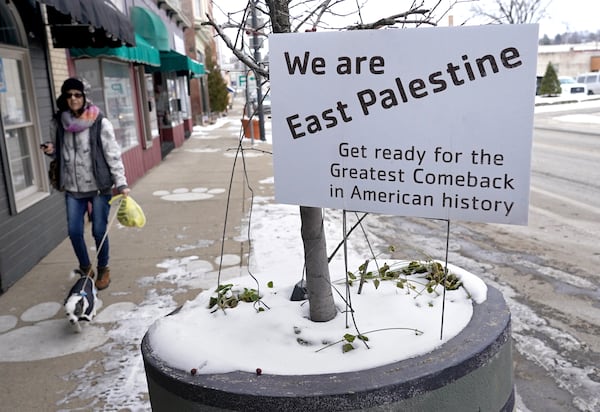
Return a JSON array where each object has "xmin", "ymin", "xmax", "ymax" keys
[
  {"xmin": 539, "ymin": 62, "xmax": 561, "ymax": 96},
  {"xmin": 206, "ymin": 48, "xmax": 229, "ymax": 113}
]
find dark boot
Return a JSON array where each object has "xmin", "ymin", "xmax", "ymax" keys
[
  {"xmin": 96, "ymin": 266, "xmax": 111, "ymax": 290},
  {"xmin": 77, "ymin": 265, "xmax": 94, "ymax": 278}
]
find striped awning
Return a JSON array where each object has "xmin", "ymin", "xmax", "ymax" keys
[{"xmin": 39, "ymin": 0, "xmax": 135, "ymax": 47}]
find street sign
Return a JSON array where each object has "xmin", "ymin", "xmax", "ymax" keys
[{"xmin": 238, "ymin": 75, "xmax": 256, "ymax": 86}]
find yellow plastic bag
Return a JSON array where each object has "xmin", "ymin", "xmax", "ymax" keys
[{"xmin": 110, "ymin": 195, "xmax": 146, "ymax": 228}]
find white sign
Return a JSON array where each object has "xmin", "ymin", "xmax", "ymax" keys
[{"xmin": 270, "ymin": 25, "xmax": 538, "ymax": 225}]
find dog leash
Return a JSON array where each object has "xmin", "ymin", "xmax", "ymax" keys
[{"xmin": 79, "ymin": 196, "xmax": 122, "ymax": 290}]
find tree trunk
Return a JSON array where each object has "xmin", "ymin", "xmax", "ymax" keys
[
  {"xmin": 268, "ymin": 0, "xmax": 291, "ymax": 33},
  {"xmin": 268, "ymin": 0, "xmax": 337, "ymax": 322},
  {"xmin": 300, "ymin": 206, "xmax": 337, "ymax": 322}
]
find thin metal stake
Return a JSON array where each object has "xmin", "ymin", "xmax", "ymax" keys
[
  {"xmin": 343, "ymin": 210, "xmax": 350, "ymax": 328},
  {"xmin": 440, "ymin": 219, "xmax": 451, "ymax": 340}
]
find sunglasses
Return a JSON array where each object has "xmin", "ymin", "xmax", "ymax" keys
[{"xmin": 65, "ymin": 92, "xmax": 83, "ymax": 99}]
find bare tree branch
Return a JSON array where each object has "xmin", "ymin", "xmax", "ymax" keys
[
  {"xmin": 471, "ymin": 0, "xmax": 553, "ymax": 25},
  {"xmin": 206, "ymin": 0, "xmax": 456, "ymax": 87},
  {"xmin": 345, "ymin": 8, "xmax": 433, "ymax": 30},
  {"xmin": 202, "ymin": 13, "xmax": 269, "ymax": 78},
  {"xmin": 292, "ymin": 0, "xmax": 333, "ymax": 32}
]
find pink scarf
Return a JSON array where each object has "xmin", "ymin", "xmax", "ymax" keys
[{"xmin": 61, "ymin": 104, "xmax": 100, "ymax": 133}]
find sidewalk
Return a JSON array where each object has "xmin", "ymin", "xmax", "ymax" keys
[{"xmin": 0, "ymin": 101, "xmax": 274, "ymax": 411}]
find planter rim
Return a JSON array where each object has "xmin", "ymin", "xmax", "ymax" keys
[{"xmin": 142, "ymin": 284, "xmax": 511, "ymax": 407}]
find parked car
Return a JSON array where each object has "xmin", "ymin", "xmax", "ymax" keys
[
  {"xmin": 559, "ymin": 76, "xmax": 587, "ymax": 96},
  {"xmin": 576, "ymin": 72, "xmax": 600, "ymax": 95},
  {"xmin": 250, "ymin": 94, "xmax": 271, "ymax": 116},
  {"xmin": 262, "ymin": 95, "xmax": 271, "ymax": 115},
  {"xmin": 536, "ymin": 76, "xmax": 543, "ymax": 95}
]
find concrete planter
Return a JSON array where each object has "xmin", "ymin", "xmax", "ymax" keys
[
  {"xmin": 241, "ymin": 118, "xmax": 260, "ymax": 139},
  {"xmin": 141, "ymin": 285, "xmax": 513, "ymax": 411}
]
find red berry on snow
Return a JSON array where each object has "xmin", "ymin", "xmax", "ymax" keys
[
  {"xmin": 256, "ymin": 368, "xmax": 262, "ymax": 376},
  {"xmin": 190, "ymin": 368, "xmax": 197, "ymax": 376}
]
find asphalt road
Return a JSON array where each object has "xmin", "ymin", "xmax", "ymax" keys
[{"xmin": 370, "ymin": 102, "xmax": 600, "ymax": 411}]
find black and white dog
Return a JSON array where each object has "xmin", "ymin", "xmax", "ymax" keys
[{"xmin": 64, "ymin": 272, "xmax": 98, "ymax": 333}]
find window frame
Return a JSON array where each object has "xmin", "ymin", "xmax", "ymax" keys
[{"xmin": 0, "ymin": 45, "xmax": 49, "ymax": 214}]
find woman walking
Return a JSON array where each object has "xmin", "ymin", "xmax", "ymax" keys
[{"xmin": 42, "ymin": 77, "xmax": 129, "ymax": 290}]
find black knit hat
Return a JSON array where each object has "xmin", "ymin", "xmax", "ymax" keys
[
  {"xmin": 57, "ymin": 77, "xmax": 88, "ymax": 114},
  {"xmin": 61, "ymin": 78, "xmax": 85, "ymax": 95}
]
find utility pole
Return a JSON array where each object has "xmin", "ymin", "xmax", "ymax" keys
[{"xmin": 251, "ymin": 0, "xmax": 266, "ymax": 140}]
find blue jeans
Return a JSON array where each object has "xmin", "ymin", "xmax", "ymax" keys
[{"xmin": 66, "ymin": 193, "xmax": 111, "ymax": 269}]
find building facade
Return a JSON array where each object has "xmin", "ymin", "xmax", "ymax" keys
[
  {"xmin": 0, "ymin": 0, "xmax": 213, "ymax": 292},
  {"xmin": 189, "ymin": 0, "xmax": 216, "ymax": 125},
  {"xmin": 537, "ymin": 43, "xmax": 600, "ymax": 77}
]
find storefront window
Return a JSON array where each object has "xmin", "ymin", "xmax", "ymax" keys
[
  {"xmin": 75, "ymin": 59, "xmax": 138, "ymax": 151},
  {"xmin": 103, "ymin": 61, "xmax": 137, "ymax": 150},
  {"xmin": 177, "ymin": 76, "xmax": 190, "ymax": 119},
  {"xmin": 166, "ymin": 76, "xmax": 181, "ymax": 125},
  {"xmin": 72, "ymin": 59, "xmax": 104, "ymax": 111},
  {"xmin": 145, "ymin": 73, "xmax": 158, "ymax": 140}
]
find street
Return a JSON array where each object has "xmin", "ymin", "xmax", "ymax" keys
[{"xmin": 369, "ymin": 102, "xmax": 600, "ymax": 411}]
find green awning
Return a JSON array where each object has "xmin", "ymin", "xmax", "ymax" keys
[
  {"xmin": 131, "ymin": 6, "xmax": 169, "ymax": 51},
  {"xmin": 187, "ymin": 59, "xmax": 205, "ymax": 75},
  {"xmin": 146, "ymin": 50, "xmax": 205, "ymax": 75},
  {"xmin": 70, "ymin": 33, "xmax": 161, "ymax": 66}
]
